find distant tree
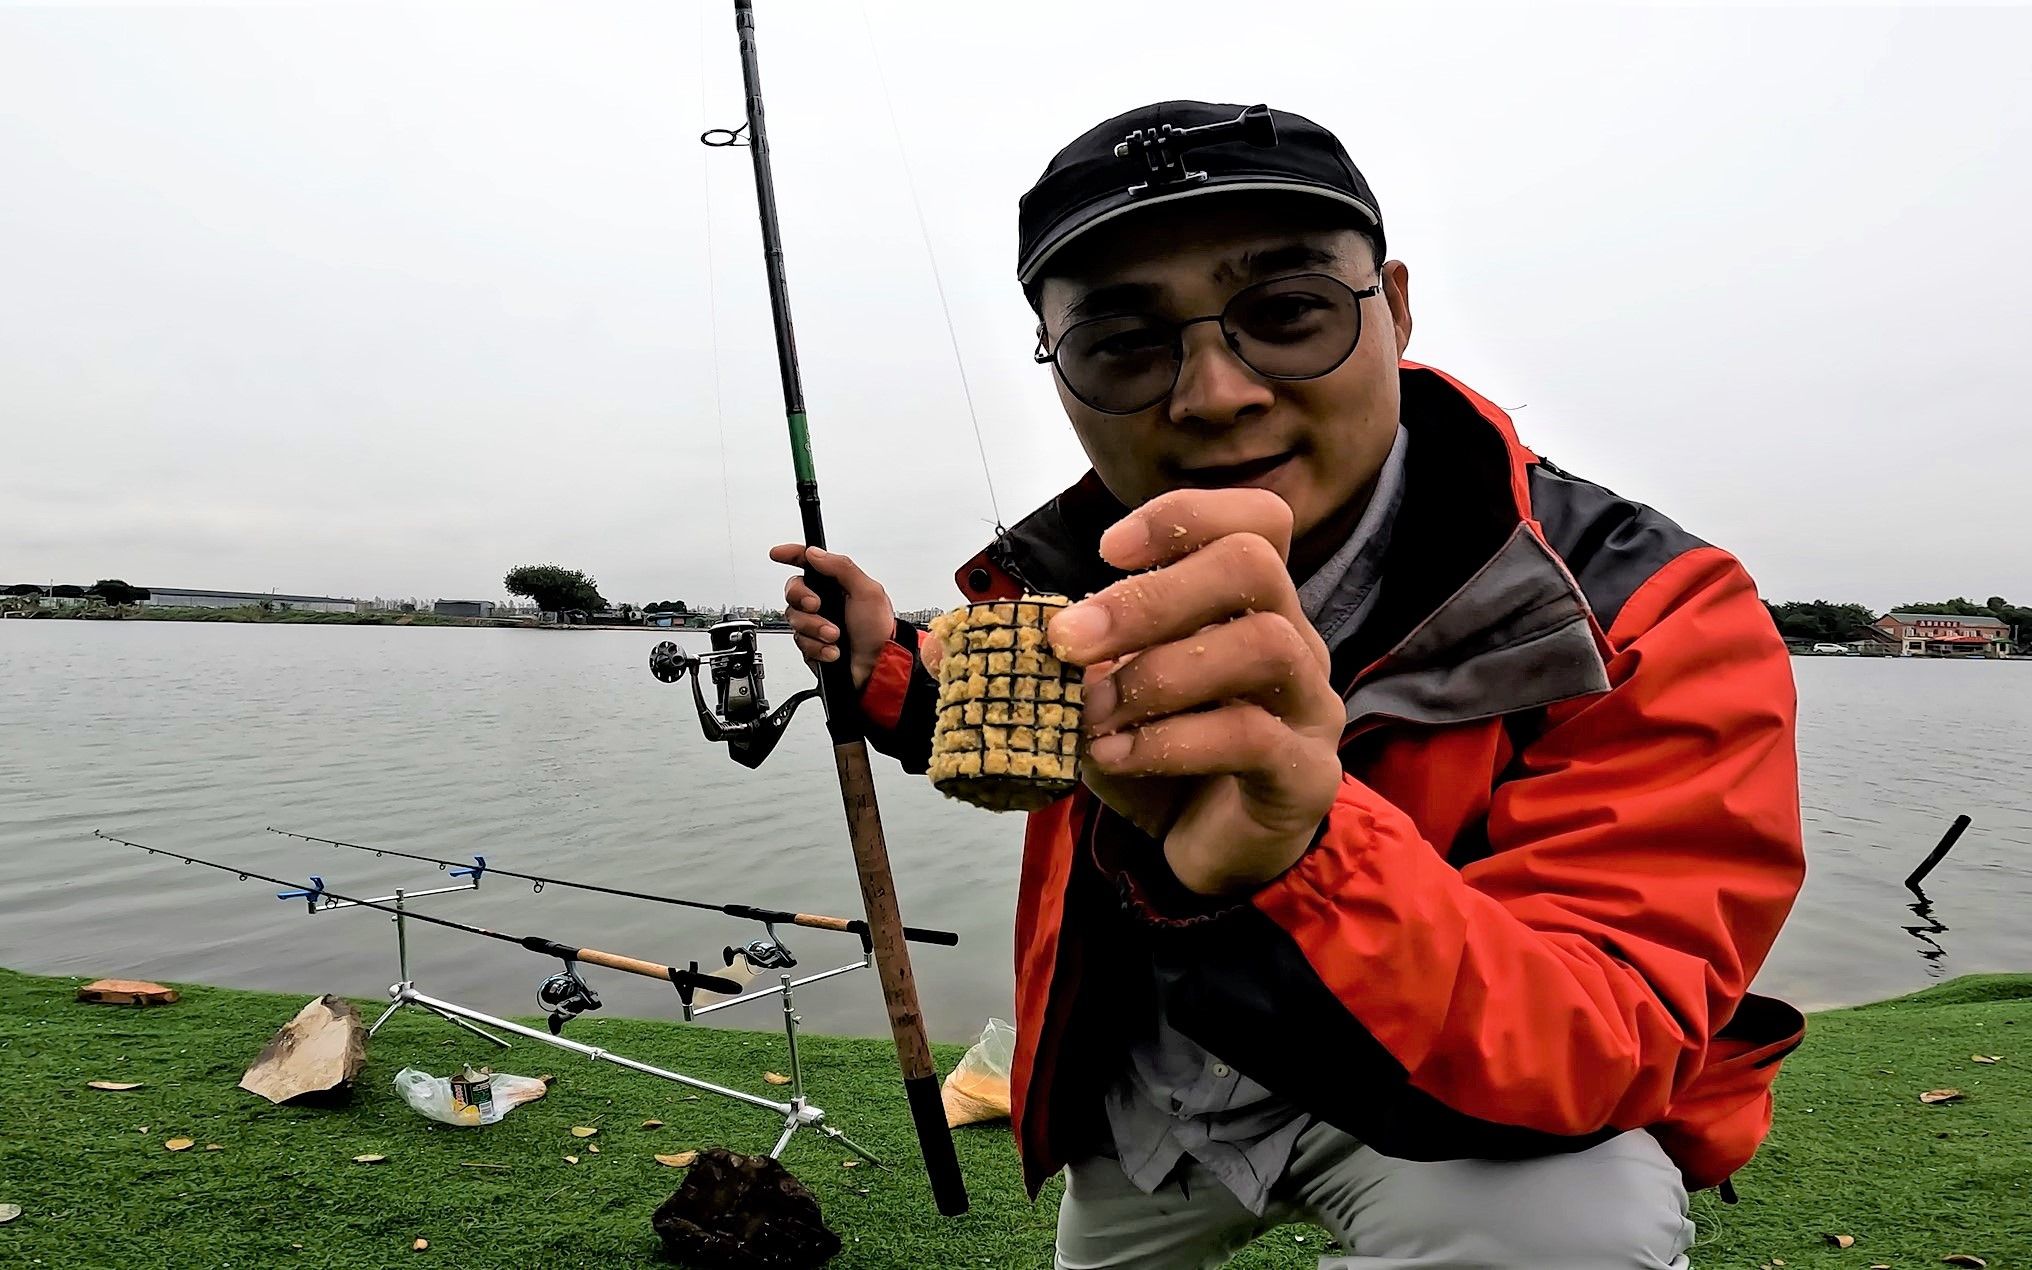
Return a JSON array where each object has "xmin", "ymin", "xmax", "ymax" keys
[
  {"xmin": 1764, "ymin": 599, "xmax": 1876, "ymax": 644},
  {"xmin": 644, "ymin": 599, "xmax": 690, "ymax": 615},
  {"xmin": 1893, "ymin": 597, "xmax": 1992, "ymax": 618},
  {"xmin": 504, "ymin": 564, "xmax": 608, "ymax": 615},
  {"xmin": 617, "ymin": 602, "xmax": 639, "ymax": 622},
  {"xmin": 49, "ymin": 584, "xmax": 86, "ymax": 598},
  {"xmin": 3, "ymin": 583, "xmax": 42, "ymax": 596},
  {"xmin": 89, "ymin": 579, "xmax": 149, "ymax": 605}
]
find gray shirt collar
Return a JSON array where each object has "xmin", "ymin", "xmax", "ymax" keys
[{"xmin": 1296, "ymin": 423, "xmax": 1409, "ymax": 646}]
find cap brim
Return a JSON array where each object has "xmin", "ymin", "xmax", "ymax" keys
[{"xmin": 1018, "ymin": 178, "xmax": 1380, "ymax": 286}]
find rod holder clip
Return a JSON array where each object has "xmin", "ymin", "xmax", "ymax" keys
[
  {"xmin": 275, "ymin": 875, "xmax": 327, "ymax": 913},
  {"xmin": 449, "ymin": 855, "xmax": 486, "ymax": 884}
]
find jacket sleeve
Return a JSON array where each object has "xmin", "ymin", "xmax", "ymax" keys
[
  {"xmin": 1097, "ymin": 546, "xmax": 1804, "ymax": 1140},
  {"xmin": 857, "ymin": 617, "xmax": 939, "ymax": 774}
]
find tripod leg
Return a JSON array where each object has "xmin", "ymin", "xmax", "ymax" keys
[
  {"xmin": 426, "ymin": 1005, "xmax": 513, "ymax": 1049},
  {"xmin": 816, "ymin": 1122, "xmax": 885, "ymax": 1168},
  {"xmin": 367, "ymin": 999, "xmax": 404, "ymax": 1038},
  {"xmin": 770, "ymin": 1115, "xmax": 800, "ymax": 1160}
]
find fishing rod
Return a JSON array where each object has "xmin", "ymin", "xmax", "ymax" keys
[
  {"xmin": 92, "ymin": 832, "xmax": 744, "ymax": 1006},
  {"xmin": 263, "ymin": 826, "xmax": 960, "ymax": 947},
  {"xmin": 669, "ymin": 0, "xmax": 968, "ymax": 1215}
]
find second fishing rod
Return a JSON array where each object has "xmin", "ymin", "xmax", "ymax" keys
[{"xmin": 265, "ymin": 827, "xmax": 960, "ymax": 948}]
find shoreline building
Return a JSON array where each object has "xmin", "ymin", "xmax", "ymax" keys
[
  {"xmin": 142, "ymin": 587, "xmax": 359, "ymax": 614},
  {"xmin": 1870, "ymin": 611, "xmax": 2014, "ymax": 657}
]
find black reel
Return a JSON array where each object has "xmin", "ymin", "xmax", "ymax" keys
[
  {"xmin": 727, "ymin": 925, "xmax": 796, "ymax": 972},
  {"xmin": 538, "ymin": 963, "xmax": 603, "ymax": 1036},
  {"xmin": 648, "ymin": 620, "xmax": 817, "ymax": 769}
]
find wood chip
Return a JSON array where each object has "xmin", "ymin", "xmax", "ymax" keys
[
  {"xmin": 0, "ymin": 1205, "xmax": 21, "ymax": 1225},
  {"xmin": 86, "ymin": 1081, "xmax": 144, "ymax": 1091},
  {"xmin": 841, "ymin": 1159, "xmax": 861, "ymax": 1169},
  {"xmin": 205, "ymin": 1144, "xmax": 223, "ymax": 1152},
  {"xmin": 1972, "ymin": 1054, "xmax": 2002, "ymax": 1065},
  {"xmin": 762, "ymin": 1072, "xmax": 791, "ymax": 1086},
  {"xmin": 1920, "ymin": 1088, "xmax": 1966, "ymax": 1104},
  {"xmin": 165, "ymin": 1138, "xmax": 194, "ymax": 1152},
  {"xmin": 586, "ymin": 1144, "xmax": 599, "ymax": 1154},
  {"xmin": 1942, "ymin": 1258, "xmax": 1987, "ymax": 1268},
  {"xmin": 76, "ymin": 978, "xmax": 179, "ymax": 1007},
  {"xmin": 413, "ymin": 1238, "xmax": 429, "ymax": 1251},
  {"xmin": 352, "ymin": 1154, "xmax": 388, "ymax": 1165},
  {"xmin": 655, "ymin": 1151, "xmax": 699, "ymax": 1167},
  {"xmin": 1825, "ymin": 1234, "xmax": 1856, "ymax": 1248},
  {"xmin": 640, "ymin": 1119, "xmax": 664, "ymax": 1129},
  {"xmin": 563, "ymin": 1155, "xmax": 579, "ymax": 1165},
  {"xmin": 569, "ymin": 1126, "xmax": 598, "ymax": 1138}
]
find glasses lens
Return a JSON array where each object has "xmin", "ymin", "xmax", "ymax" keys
[
  {"xmin": 1224, "ymin": 275, "xmax": 1362, "ymax": 380},
  {"xmin": 1054, "ymin": 316, "xmax": 1180, "ymax": 414}
]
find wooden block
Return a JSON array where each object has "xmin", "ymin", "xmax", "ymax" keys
[{"xmin": 76, "ymin": 979, "xmax": 180, "ymax": 1007}]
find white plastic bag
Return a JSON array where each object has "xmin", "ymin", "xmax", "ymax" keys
[
  {"xmin": 393, "ymin": 1067, "xmax": 549, "ymax": 1127},
  {"xmin": 941, "ymin": 1018, "xmax": 1016, "ymax": 1127}
]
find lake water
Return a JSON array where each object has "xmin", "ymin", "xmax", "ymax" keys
[{"xmin": 2, "ymin": 622, "xmax": 2028, "ymax": 1041}]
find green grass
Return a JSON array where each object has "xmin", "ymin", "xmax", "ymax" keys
[{"xmin": 1, "ymin": 969, "xmax": 2026, "ymax": 1268}]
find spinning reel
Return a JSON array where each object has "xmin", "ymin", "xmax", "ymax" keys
[
  {"xmin": 649, "ymin": 620, "xmax": 817, "ymax": 769},
  {"xmin": 727, "ymin": 923, "xmax": 796, "ymax": 974},
  {"xmin": 538, "ymin": 961, "xmax": 603, "ymax": 1035}
]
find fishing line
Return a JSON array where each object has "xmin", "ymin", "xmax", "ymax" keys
[
  {"xmin": 700, "ymin": 0, "xmax": 742, "ymax": 603},
  {"xmin": 856, "ymin": 0, "xmax": 1004, "ymax": 531}
]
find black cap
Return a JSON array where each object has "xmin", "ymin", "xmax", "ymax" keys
[{"xmin": 1017, "ymin": 100, "xmax": 1384, "ymax": 288}]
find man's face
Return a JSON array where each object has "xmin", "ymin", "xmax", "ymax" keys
[{"xmin": 1037, "ymin": 197, "xmax": 1412, "ymax": 567}]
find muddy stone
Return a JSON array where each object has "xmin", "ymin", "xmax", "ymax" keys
[{"xmin": 651, "ymin": 1148, "xmax": 840, "ymax": 1269}]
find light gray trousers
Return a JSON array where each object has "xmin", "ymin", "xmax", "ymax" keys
[{"xmin": 1054, "ymin": 1123, "xmax": 1696, "ymax": 1269}]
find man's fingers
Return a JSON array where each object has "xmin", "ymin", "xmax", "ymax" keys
[
  {"xmin": 1082, "ymin": 612, "xmax": 1340, "ymax": 736},
  {"xmin": 804, "ymin": 546, "xmax": 871, "ymax": 590},
  {"xmin": 1084, "ymin": 703, "xmax": 1339, "ymax": 805},
  {"xmin": 793, "ymin": 633, "xmax": 841, "ymax": 663},
  {"xmin": 786, "ymin": 610, "xmax": 839, "ymax": 644},
  {"xmin": 768, "ymin": 543, "xmax": 808, "ymax": 567},
  {"xmin": 1050, "ymin": 533, "xmax": 1321, "ymax": 669},
  {"xmin": 1096, "ymin": 487, "xmax": 1294, "ymax": 571},
  {"xmin": 784, "ymin": 577, "xmax": 822, "ymax": 613}
]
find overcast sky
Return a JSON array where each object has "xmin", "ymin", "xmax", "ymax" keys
[{"xmin": 4, "ymin": 1, "xmax": 2028, "ymax": 611}]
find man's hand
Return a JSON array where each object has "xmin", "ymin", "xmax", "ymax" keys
[
  {"xmin": 771, "ymin": 544, "xmax": 904, "ymax": 692},
  {"xmin": 1048, "ymin": 489, "xmax": 1346, "ymax": 897}
]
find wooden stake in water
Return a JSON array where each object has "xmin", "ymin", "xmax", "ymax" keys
[{"xmin": 1905, "ymin": 814, "xmax": 1972, "ymax": 891}]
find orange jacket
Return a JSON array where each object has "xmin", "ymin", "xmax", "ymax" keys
[{"xmin": 861, "ymin": 363, "xmax": 1805, "ymax": 1197}]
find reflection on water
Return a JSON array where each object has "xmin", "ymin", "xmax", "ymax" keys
[
  {"xmin": 3, "ymin": 624, "xmax": 2030, "ymax": 1036},
  {"xmin": 1901, "ymin": 887, "xmax": 1952, "ymax": 976}
]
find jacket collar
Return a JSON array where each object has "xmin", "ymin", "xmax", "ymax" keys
[{"xmin": 954, "ymin": 363, "xmax": 1611, "ymax": 729}]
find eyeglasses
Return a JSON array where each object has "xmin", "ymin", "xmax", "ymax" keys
[{"xmin": 1034, "ymin": 273, "xmax": 1381, "ymax": 416}]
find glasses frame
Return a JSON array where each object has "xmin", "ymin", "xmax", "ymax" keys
[{"xmin": 1034, "ymin": 272, "xmax": 1383, "ymax": 416}]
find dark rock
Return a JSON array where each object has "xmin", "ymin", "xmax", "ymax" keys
[{"xmin": 652, "ymin": 1148, "xmax": 841, "ymax": 1269}]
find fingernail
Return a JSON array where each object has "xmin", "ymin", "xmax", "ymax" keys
[
  {"xmin": 1097, "ymin": 518, "xmax": 1150, "ymax": 563},
  {"xmin": 1089, "ymin": 733, "xmax": 1132, "ymax": 764},
  {"xmin": 820, "ymin": 624, "xmax": 838, "ymax": 640},
  {"xmin": 821, "ymin": 647, "xmax": 839, "ymax": 661},
  {"xmin": 1083, "ymin": 676, "xmax": 1116, "ymax": 724},
  {"xmin": 1050, "ymin": 604, "xmax": 1108, "ymax": 656}
]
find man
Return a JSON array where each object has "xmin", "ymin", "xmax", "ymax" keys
[{"xmin": 774, "ymin": 102, "xmax": 1804, "ymax": 1268}]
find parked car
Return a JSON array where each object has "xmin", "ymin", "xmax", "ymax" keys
[{"xmin": 1810, "ymin": 643, "xmax": 1851, "ymax": 655}]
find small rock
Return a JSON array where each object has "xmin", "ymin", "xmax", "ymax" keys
[{"xmin": 412, "ymin": 1237, "xmax": 429, "ymax": 1251}]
